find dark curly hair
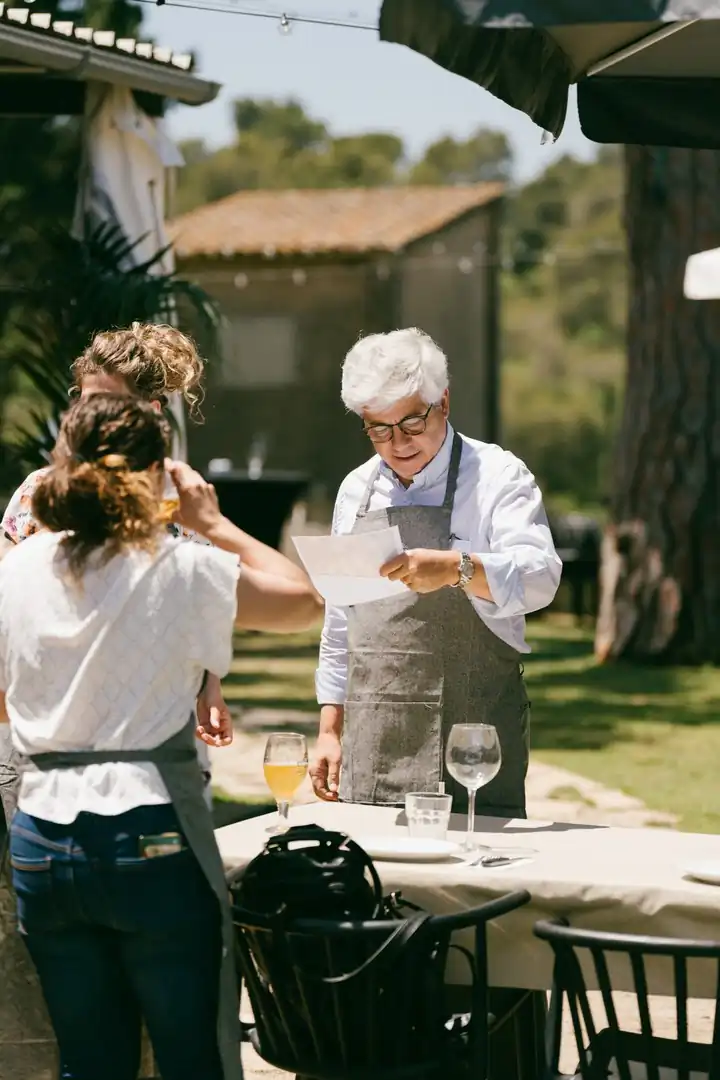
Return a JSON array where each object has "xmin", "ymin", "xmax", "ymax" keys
[{"xmin": 33, "ymin": 393, "xmax": 171, "ymax": 576}]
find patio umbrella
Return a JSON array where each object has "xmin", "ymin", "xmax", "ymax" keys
[{"xmin": 379, "ymin": 0, "xmax": 720, "ymax": 148}]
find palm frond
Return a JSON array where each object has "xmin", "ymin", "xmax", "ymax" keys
[{"xmin": 3, "ymin": 216, "xmax": 221, "ymax": 470}]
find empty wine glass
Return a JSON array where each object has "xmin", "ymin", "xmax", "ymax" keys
[
  {"xmin": 445, "ymin": 724, "xmax": 502, "ymax": 850},
  {"xmin": 263, "ymin": 732, "xmax": 308, "ymax": 832}
]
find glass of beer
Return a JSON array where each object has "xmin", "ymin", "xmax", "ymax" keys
[
  {"xmin": 263, "ymin": 732, "xmax": 308, "ymax": 831},
  {"xmin": 159, "ymin": 471, "xmax": 180, "ymax": 524}
]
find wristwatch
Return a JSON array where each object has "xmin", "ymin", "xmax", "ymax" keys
[{"xmin": 450, "ymin": 552, "xmax": 475, "ymax": 589}]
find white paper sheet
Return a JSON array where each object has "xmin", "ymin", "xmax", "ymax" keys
[{"xmin": 292, "ymin": 527, "xmax": 409, "ymax": 607}]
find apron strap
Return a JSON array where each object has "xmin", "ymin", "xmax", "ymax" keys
[
  {"xmin": 356, "ymin": 458, "xmax": 383, "ymax": 520},
  {"xmin": 26, "ymin": 744, "xmax": 197, "ymax": 771},
  {"xmin": 442, "ymin": 432, "xmax": 463, "ymax": 511}
]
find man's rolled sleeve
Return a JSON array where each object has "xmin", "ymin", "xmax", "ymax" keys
[
  {"xmin": 314, "ymin": 485, "xmax": 351, "ymax": 705},
  {"xmin": 315, "ymin": 605, "xmax": 349, "ymax": 704},
  {"xmin": 475, "ymin": 459, "xmax": 562, "ymax": 619}
]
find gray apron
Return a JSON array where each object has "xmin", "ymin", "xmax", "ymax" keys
[
  {"xmin": 26, "ymin": 722, "xmax": 242, "ymax": 1080},
  {"xmin": 342, "ymin": 432, "xmax": 530, "ymax": 817}
]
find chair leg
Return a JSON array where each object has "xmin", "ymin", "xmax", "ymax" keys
[{"xmin": 488, "ymin": 990, "xmax": 548, "ymax": 1080}]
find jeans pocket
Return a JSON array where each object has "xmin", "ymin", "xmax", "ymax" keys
[
  {"xmin": 10, "ymin": 852, "xmax": 64, "ymax": 933},
  {"xmin": 106, "ymin": 848, "xmax": 216, "ymax": 934}
]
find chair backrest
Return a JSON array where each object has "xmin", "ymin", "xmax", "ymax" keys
[
  {"xmin": 535, "ymin": 919, "xmax": 720, "ymax": 1080},
  {"xmin": 234, "ymin": 889, "xmax": 531, "ymax": 1080},
  {"xmin": 234, "ymin": 910, "xmax": 449, "ymax": 1080}
]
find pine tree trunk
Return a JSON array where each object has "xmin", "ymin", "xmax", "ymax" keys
[{"xmin": 596, "ymin": 146, "xmax": 720, "ymax": 664}]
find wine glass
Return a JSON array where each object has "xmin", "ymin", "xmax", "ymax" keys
[
  {"xmin": 263, "ymin": 732, "xmax": 308, "ymax": 832},
  {"xmin": 159, "ymin": 471, "xmax": 180, "ymax": 524},
  {"xmin": 445, "ymin": 724, "xmax": 502, "ymax": 850}
]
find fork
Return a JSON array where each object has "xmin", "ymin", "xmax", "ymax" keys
[{"xmin": 464, "ymin": 853, "xmax": 521, "ymax": 868}]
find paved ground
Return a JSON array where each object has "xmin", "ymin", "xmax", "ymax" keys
[{"xmin": 215, "ymin": 707, "xmax": 693, "ymax": 1079}]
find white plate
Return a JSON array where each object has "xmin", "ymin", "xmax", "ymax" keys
[
  {"xmin": 683, "ymin": 861, "xmax": 720, "ymax": 886},
  {"xmin": 355, "ymin": 835, "xmax": 462, "ymax": 862}
]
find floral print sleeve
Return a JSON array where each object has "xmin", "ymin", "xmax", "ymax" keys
[
  {"xmin": 1, "ymin": 468, "xmax": 50, "ymax": 544},
  {"xmin": 2, "ymin": 468, "xmax": 213, "ymax": 547},
  {"xmin": 167, "ymin": 523, "xmax": 212, "ymax": 546}
]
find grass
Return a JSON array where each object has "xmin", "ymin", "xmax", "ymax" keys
[
  {"xmin": 525, "ymin": 617, "xmax": 720, "ymax": 835},
  {"xmin": 229, "ymin": 617, "xmax": 720, "ymax": 835}
]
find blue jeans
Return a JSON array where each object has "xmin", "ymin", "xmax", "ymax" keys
[{"xmin": 10, "ymin": 804, "xmax": 224, "ymax": 1080}]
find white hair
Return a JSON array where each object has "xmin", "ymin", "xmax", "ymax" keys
[{"xmin": 341, "ymin": 328, "xmax": 449, "ymax": 414}]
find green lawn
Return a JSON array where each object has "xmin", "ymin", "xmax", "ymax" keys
[{"xmin": 229, "ymin": 618, "xmax": 720, "ymax": 835}]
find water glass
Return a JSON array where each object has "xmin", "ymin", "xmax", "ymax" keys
[{"xmin": 405, "ymin": 792, "xmax": 452, "ymax": 840}]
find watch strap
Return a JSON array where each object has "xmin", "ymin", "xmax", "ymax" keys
[{"xmin": 450, "ymin": 552, "xmax": 474, "ymax": 589}]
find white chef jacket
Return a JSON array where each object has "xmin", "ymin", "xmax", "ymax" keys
[{"xmin": 315, "ymin": 425, "xmax": 562, "ymax": 705}]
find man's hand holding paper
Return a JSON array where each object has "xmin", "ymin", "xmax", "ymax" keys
[{"xmin": 292, "ymin": 526, "xmax": 410, "ymax": 607}]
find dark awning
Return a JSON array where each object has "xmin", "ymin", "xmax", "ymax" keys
[{"xmin": 379, "ymin": 0, "xmax": 720, "ymax": 147}]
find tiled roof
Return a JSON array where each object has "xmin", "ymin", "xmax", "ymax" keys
[
  {"xmin": 169, "ymin": 183, "xmax": 504, "ymax": 258},
  {"xmin": 0, "ymin": 4, "xmax": 219, "ymax": 105}
]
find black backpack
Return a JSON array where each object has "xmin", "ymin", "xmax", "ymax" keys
[
  {"xmin": 230, "ymin": 824, "xmax": 471, "ymax": 1066},
  {"xmin": 230, "ymin": 823, "xmax": 385, "ymax": 921}
]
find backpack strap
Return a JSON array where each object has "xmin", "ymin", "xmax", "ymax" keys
[{"xmin": 321, "ymin": 911, "xmax": 434, "ymax": 985}]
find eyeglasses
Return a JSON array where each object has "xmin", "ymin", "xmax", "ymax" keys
[{"xmin": 363, "ymin": 403, "xmax": 437, "ymax": 444}]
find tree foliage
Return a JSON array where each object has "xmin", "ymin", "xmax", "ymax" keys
[
  {"xmin": 173, "ymin": 99, "xmax": 509, "ymax": 214},
  {"xmin": 409, "ymin": 129, "xmax": 513, "ymax": 185},
  {"xmin": 2, "ymin": 220, "xmax": 219, "ymax": 470}
]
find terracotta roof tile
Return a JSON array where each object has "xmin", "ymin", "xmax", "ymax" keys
[{"xmin": 169, "ymin": 184, "xmax": 503, "ymax": 258}]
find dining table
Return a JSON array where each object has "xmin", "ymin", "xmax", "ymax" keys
[{"xmin": 217, "ymin": 800, "xmax": 720, "ymax": 1001}]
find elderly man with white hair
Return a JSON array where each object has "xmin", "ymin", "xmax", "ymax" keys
[{"xmin": 310, "ymin": 328, "xmax": 562, "ymax": 818}]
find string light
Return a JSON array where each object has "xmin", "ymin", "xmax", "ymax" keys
[{"xmin": 143, "ymin": 0, "xmax": 376, "ymax": 30}]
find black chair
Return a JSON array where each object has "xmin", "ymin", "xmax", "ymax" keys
[
  {"xmin": 233, "ymin": 889, "xmax": 531, "ymax": 1080},
  {"xmin": 535, "ymin": 919, "xmax": 720, "ymax": 1080}
]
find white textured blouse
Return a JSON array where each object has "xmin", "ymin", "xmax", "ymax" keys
[{"xmin": 0, "ymin": 532, "xmax": 240, "ymax": 824}]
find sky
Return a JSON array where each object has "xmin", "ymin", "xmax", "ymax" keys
[{"xmin": 144, "ymin": 0, "xmax": 598, "ymax": 183}]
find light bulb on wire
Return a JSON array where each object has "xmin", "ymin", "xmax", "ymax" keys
[{"xmin": 278, "ymin": 13, "xmax": 292, "ymax": 34}]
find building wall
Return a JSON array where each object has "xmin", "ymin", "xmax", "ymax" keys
[
  {"xmin": 178, "ymin": 201, "xmax": 499, "ymax": 501},
  {"xmin": 399, "ymin": 203, "xmax": 500, "ymax": 443},
  {"xmin": 179, "ymin": 258, "xmax": 397, "ymax": 500}
]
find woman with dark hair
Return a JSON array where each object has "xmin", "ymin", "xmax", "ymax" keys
[{"xmin": 0, "ymin": 393, "xmax": 323, "ymax": 1080}]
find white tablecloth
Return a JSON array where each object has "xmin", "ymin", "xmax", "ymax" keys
[{"xmin": 216, "ymin": 802, "xmax": 720, "ymax": 998}]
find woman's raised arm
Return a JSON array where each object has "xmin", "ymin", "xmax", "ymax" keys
[
  {"xmin": 235, "ymin": 566, "xmax": 323, "ymax": 633},
  {"xmin": 169, "ymin": 460, "xmax": 324, "ymax": 633}
]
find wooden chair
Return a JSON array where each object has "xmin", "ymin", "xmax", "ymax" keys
[
  {"xmin": 232, "ymin": 889, "xmax": 531, "ymax": 1080},
  {"xmin": 534, "ymin": 919, "xmax": 720, "ymax": 1080}
]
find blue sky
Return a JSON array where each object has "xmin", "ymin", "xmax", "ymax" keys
[{"xmin": 145, "ymin": 0, "xmax": 597, "ymax": 182}]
